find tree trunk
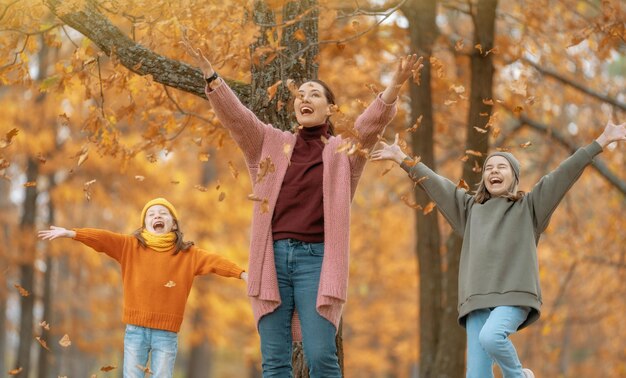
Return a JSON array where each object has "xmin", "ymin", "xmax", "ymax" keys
[
  {"xmin": 0, "ymin": 179, "xmax": 11, "ymax": 378},
  {"xmin": 435, "ymin": 1, "xmax": 499, "ymax": 376},
  {"xmin": 186, "ymin": 162, "xmax": 216, "ymax": 378},
  {"xmin": 38, "ymin": 175, "xmax": 56, "ymax": 378},
  {"xmin": 15, "ymin": 157, "xmax": 40, "ymax": 377},
  {"xmin": 402, "ymin": 1, "xmax": 441, "ymax": 377}
]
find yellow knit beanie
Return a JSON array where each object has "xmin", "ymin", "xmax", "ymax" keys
[{"xmin": 140, "ymin": 198, "xmax": 179, "ymax": 227}]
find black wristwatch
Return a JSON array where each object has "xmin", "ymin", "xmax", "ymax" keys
[{"xmin": 205, "ymin": 72, "xmax": 219, "ymax": 85}]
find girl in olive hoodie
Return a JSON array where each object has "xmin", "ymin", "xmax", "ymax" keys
[{"xmin": 371, "ymin": 118, "xmax": 626, "ymax": 378}]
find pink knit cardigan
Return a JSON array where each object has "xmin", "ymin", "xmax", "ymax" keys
[{"xmin": 206, "ymin": 82, "xmax": 397, "ymax": 334}]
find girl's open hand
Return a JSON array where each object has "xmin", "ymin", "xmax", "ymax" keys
[
  {"xmin": 38, "ymin": 226, "xmax": 75, "ymax": 241},
  {"xmin": 370, "ymin": 133, "xmax": 408, "ymax": 165},
  {"xmin": 596, "ymin": 114, "xmax": 626, "ymax": 148}
]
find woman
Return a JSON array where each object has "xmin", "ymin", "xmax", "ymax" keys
[{"xmin": 183, "ymin": 39, "xmax": 420, "ymax": 377}]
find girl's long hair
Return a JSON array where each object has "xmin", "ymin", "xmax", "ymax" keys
[
  {"xmin": 473, "ymin": 177, "xmax": 525, "ymax": 204},
  {"xmin": 297, "ymin": 79, "xmax": 336, "ymax": 136},
  {"xmin": 132, "ymin": 221, "xmax": 194, "ymax": 255}
]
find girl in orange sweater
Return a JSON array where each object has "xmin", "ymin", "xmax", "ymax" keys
[{"xmin": 38, "ymin": 197, "xmax": 247, "ymax": 378}]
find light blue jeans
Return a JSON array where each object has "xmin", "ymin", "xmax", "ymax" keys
[
  {"xmin": 466, "ymin": 306, "xmax": 530, "ymax": 378},
  {"xmin": 258, "ymin": 239, "xmax": 341, "ymax": 378},
  {"xmin": 123, "ymin": 324, "xmax": 178, "ymax": 378}
]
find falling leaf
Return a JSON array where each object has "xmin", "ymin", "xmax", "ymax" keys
[
  {"xmin": 513, "ymin": 105, "xmax": 524, "ymax": 117},
  {"xmin": 14, "ymin": 284, "xmax": 29, "ymax": 296},
  {"xmin": 267, "ymin": 80, "xmax": 282, "ymax": 102},
  {"xmin": 459, "ymin": 155, "xmax": 469, "ymax": 162},
  {"xmin": 491, "ymin": 127, "xmax": 501, "ymax": 138},
  {"xmin": 283, "ymin": 143, "xmax": 292, "ymax": 157},
  {"xmin": 472, "ymin": 160, "xmax": 481, "ymax": 173},
  {"xmin": 400, "ymin": 195, "xmax": 422, "ymax": 210},
  {"xmin": 36, "ymin": 153, "xmax": 47, "ymax": 164},
  {"xmin": 194, "ymin": 184, "xmax": 208, "ymax": 192},
  {"xmin": 247, "ymin": 194, "xmax": 262, "ymax": 201},
  {"xmin": 520, "ymin": 141, "xmax": 532, "ymax": 148},
  {"xmin": 8, "ymin": 367, "xmax": 23, "ymax": 375},
  {"xmin": 218, "ymin": 192, "xmax": 226, "ymax": 202},
  {"xmin": 136, "ymin": 364, "xmax": 153, "ymax": 375},
  {"xmin": 423, "ymin": 201, "xmax": 436, "ymax": 215},
  {"xmin": 293, "ymin": 29, "xmax": 306, "ymax": 41},
  {"xmin": 509, "ymin": 80, "xmax": 527, "ymax": 96},
  {"xmin": 164, "ymin": 281, "xmax": 176, "ymax": 288},
  {"xmin": 457, "ymin": 179, "xmax": 470, "ymax": 191},
  {"xmin": 100, "ymin": 365, "xmax": 117, "ymax": 372},
  {"xmin": 215, "ymin": 181, "xmax": 221, "ymax": 191},
  {"xmin": 444, "ymin": 99, "xmax": 457, "ymax": 106},
  {"xmin": 0, "ymin": 128, "xmax": 19, "ymax": 148},
  {"xmin": 77, "ymin": 147, "xmax": 89, "ymax": 167},
  {"xmin": 454, "ymin": 39, "xmax": 464, "ymax": 51},
  {"xmin": 256, "ymin": 157, "xmax": 275, "ymax": 183},
  {"xmin": 40, "ymin": 321, "xmax": 50, "ymax": 330},
  {"xmin": 479, "ymin": 112, "xmax": 490, "ymax": 117},
  {"xmin": 228, "ymin": 161, "xmax": 239, "ymax": 179},
  {"xmin": 414, "ymin": 176, "xmax": 428, "ymax": 185},
  {"xmin": 83, "ymin": 179, "xmax": 96, "ymax": 201},
  {"xmin": 406, "ymin": 115, "xmax": 423, "ymax": 132},
  {"xmin": 429, "ymin": 56, "xmax": 444, "ymax": 78},
  {"xmin": 336, "ymin": 42, "xmax": 346, "ymax": 51},
  {"xmin": 35, "ymin": 336, "xmax": 50, "ymax": 350},
  {"xmin": 465, "ymin": 150, "xmax": 483, "ymax": 157},
  {"xmin": 59, "ymin": 334, "xmax": 71, "ymax": 348},
  {"xmin": 473, "ymin": 126, "xmax": 488, "ymax": 134},
  {"xmin": 58, "ymin": 113, "xmax": 70, "ymax": 127},
  {"xmin": 485, "ymin": 46, "xmax": 499, "ymax": 55},
  {"xmin": 198, "ymin": 152, "xmax": 210, "ymax": 162},
  {"xmin": 260, "ymin": 199, "xmax": 270, "ymax": 213},
  {"xmin": 23, "ymin": 181, "xmax": 37, "ymax": 188},
  {"xmin": 474, "ymin": 43, "xmax": 483, "ymax": 54},
  {"xmin": 482, "ymin": 98, "xmax": 494, "ymax": 105},
  {"xmin": 450, "ymin": 84, "xmax": 465, "ymax": 94}
]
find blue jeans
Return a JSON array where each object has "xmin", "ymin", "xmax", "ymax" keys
[
  {"xmin": 123, "ymin": 324, "xmax": 178, "ymax": 378},
  {"xmin": 258, "ymin": 239, "xmax": 341, "ymax": 378},
  {"xmin": 466, "ymin": 306, "xmax": 530, "ymax": 378}
]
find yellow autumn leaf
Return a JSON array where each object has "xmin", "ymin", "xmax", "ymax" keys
[
  {"xmin": 423, "ymin": 201, "xmax": 436, "ymax": 215},
  {"xmin": 218, "ymin": 192, "xmax": 226, "ymax": 202},
  {"xmin": 14, "ymin": 284, "xmax": 29, "ymax": 296},
  {"xmin": 164, "ymin": 280, "xmax": 176, "ymax": 288},
  {"xmin": 35, "ymin": 336, "xmax": 50, "ymax": 351},
  {"xmin": 59, "ymin": 334, "xmax": 71, "ymax": 348},
  {"xmin": 40, "ymin": 321, "xmax": 50, "ymax": 330}
]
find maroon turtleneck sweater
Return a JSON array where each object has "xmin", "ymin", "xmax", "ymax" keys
[{"xmin": 272, "ymin": 123, "xmax": 329, "ymax": 243}]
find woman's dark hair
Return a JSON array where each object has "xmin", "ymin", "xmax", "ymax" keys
[
  {"xmin": 300, "ymin": 79, "xmax": 336, "ymax": 136},
  {"xmin": 132, "ymin": 221, "xmax": 194, "ymax": 255}
]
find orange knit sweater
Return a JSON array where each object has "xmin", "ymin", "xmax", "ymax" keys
[{"xmin": 74, "ymin": 228, "xmax": 245, "ymax": 332}]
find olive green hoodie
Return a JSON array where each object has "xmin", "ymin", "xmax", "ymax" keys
[{"xmin": 402, "ymin": 142, "xmax": 602, "ymax": 330}]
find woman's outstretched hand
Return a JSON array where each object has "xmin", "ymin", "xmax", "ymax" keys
[
  {"xmin": 381, "ymin": 54, "xmax": 423, "ymax": 104},
  {"xmin": 38, "ymin": 226, "xmax": 76, "ymax": 241},
  {"xmin": 596, "ymin": 114, "xmax": 626, "ymax": 149},
  {"xmin": 370, "ymin": 133, "xmax": 409, "ymax": 165},
  {"xmin": 180, "ymin": 29, "xmax": 214, "ymax": 79}
]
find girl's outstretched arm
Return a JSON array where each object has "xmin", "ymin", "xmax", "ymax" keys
[
  {"xmin": 595, "ymin": 115, "xmax": 626, "ymax": 149},
  {"xmin": 38, "ymin": 226, "xmax": 76, "ymax": 241}
]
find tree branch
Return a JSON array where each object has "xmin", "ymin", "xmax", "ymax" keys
[
  {"xmin": 523, "ymin": 57, "xmax": 626, "ymax": 112},
  {"xmin": 44, "ymin": 0, "xmax": 251, "ymax": 105},
  {"xmin": 513, "ymin": 112, "xmax": 626, "ymax": 196}
]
